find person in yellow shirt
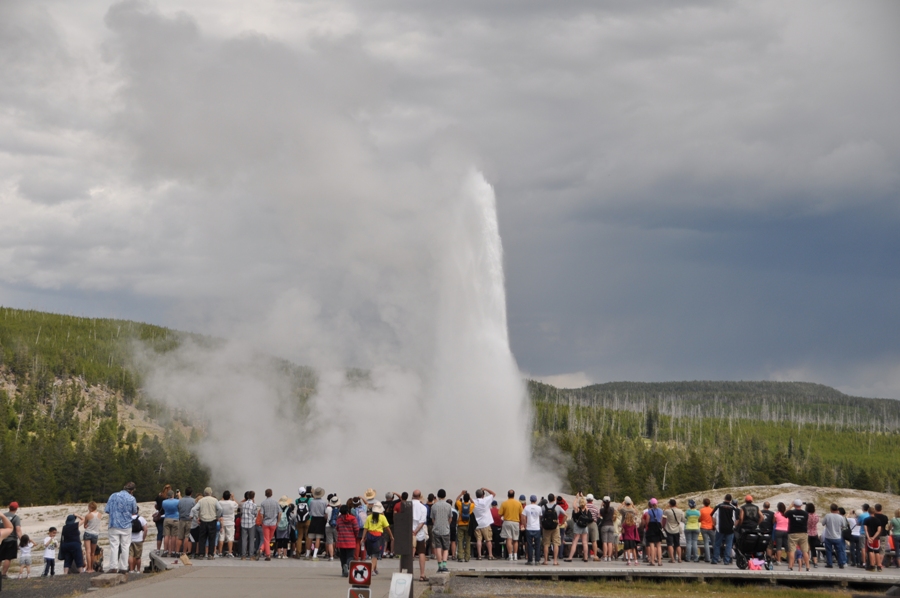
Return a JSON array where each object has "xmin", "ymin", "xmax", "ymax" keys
[
  {"xmin": 498, "ymin": 490, "xmax": 524, "ymax": 561},
  {"xmin": 363, "ymin": 503, "xmax": 392, "ymax": 576}
]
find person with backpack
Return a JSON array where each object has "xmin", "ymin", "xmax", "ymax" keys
[
  {"xmin": 274, "ymin": 496, "xmax": 295, "ymax": 559},
  {"xmin": 541, "ymin": 494, "xmax": 566, "ymax": 565},
  {"xmin": 294, "ymin": 487, "xmax": 311, "ymax": 558},
  {"xmin": 382, "ymin": 492, "xmax": 401, "ymax": 558},
  {"xmin": 642, "ymin": 498, "xmax": 664, "ymax": 566},
  {"xmin": 564, "ymin": 494, "xmax": 592, "ymax": 562},
  {"xmin": 325, "ymin": 495, "xmax": 340, "ymax": 561},
  {"xmin": 455, "ymin": 491, "xmax": 475, "ymax": 562}
]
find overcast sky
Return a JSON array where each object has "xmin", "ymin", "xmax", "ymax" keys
[{"xmin": 2, "ymin": 0, "xmax": 898, "ymax": 398}]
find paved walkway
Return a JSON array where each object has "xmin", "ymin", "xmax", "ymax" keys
[{"xmin": 100, "ymin": 556, "xmax": 900, "ymax": 597}]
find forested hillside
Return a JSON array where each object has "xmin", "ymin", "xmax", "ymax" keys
[
  {"xmin": 3, "ymin": 306, "xmax": 899, "ymax": 506},
  {"xmin": 0, "ymin": 307, "xmax": 209, "ymax": 504},
  {"xmin": 530, "ymin": 381, "xmax": 900, "ymax": 501}
]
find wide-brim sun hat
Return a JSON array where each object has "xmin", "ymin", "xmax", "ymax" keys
[
  {"xmin": 278, "ymin": 495, "xmax": 290, "ymax": 506},
  {"xmin": 363, "ymin": 488, "xmax": 377, "ymax": 501},
  {"xmin": 313, "ymin": 487, "xmax": 325, "ymax": 499},
  {"xmin": 329, "ymin": 496, "xmax": 340, "ymax": 506},
  {"xmin": 623, "ymin": 496, "xmax": 633, "ymax": 505},
  {"xmin": 372, "ymin": 503, "xmax": 385, "ymax": 514}
]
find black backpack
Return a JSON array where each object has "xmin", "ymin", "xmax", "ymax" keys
[
  {"xmin": 541, "ymin": 505, "xmax": 558, "ymax": 530},
  {"xmin": 131, "ymin": 517, "xmax": 143, "ymax": 534},
  {"xmin": 574, "ymin": 509, "xmax": 593, "ymax": 528}
]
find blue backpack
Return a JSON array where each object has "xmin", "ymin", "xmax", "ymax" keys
[{"xmin": 329, "ymin": 506, "xmax": 339, "ymax": 528}]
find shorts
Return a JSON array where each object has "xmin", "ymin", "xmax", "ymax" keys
[
  {"xmin": 365, "ymin": 534, "xmax": 385, "ymax": 556},
  {"xmin": 587, "ymin": 522, "xmax": 599, "ymax": 543},
  {"xmin": 129, "ymin": 542, "xmax": 143, "ymax": 559},
  {"xmin": 325, "ymin": 527, "xmax": 337, "ymax": 545},
  {"xmin": 601, "ymin": 526, "xmax": 617, "ymax": 544},
  {"xmin": 787, "ymin": 533, "xmax": 808, "ymax": 553},
  {"xmin": 164, "ymin": 518, "xmax": 179, "ymax": 538},
  {"xmin": 542, "ymin": 528, "xmax": 561, "ymax": 547},
  {"xmin": 866, "ymin": 538, "xmax": 881, "ymax": 552},
  {"xmin": 500, "ymin": 521, "xmax": 520, "ymax": 541},
  {"xmin": 19, "ymin": 557, "xmax": 32, "ymax": 566},
  {"xmin": 432, "ymin": 534, "xmax": 450, "ymax": 550},
  {"xmin": 275, "ymin": 538, "xmax": 289, "ymax": 549},
  {"xmin": 475, "ymin": 527, "xmax": 492, "ymax": 543},
  {"xmin": 573, "ymin": 524, "xmax": 587, "ymax": 535},
  {"xmin": 666, "ymin": 532, "xmax": 681, "ymax": 548},
  {"xmin": 0, "ymin": 541, "xmax": 18, "ymax": 561},
  {"xmin": 83, "ymin": 532, "xmax": 99, "ymax": 543},
  {"xmin": 222, "ymin": 524, "xmax": 235, "ymax": 543},
  {"xmin": 773, "ymin": 530, "xmax": 788, "ymax": 551},
  {"xmin": 415, "ymin": 540, "xmax": 428, "ymax": 556},
  {"xmin": 177, "ymin": 520, "xmax": 192, "ymax": 540},
  {"xmin": 308, "ymin": 533, "xmax": 324, "ymax": 541},
  {"xmin": 624, "ymin": 540, "xmax": 637, "ymax": 551}
]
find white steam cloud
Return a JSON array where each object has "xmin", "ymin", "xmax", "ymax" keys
[{"xmin": 139, "ymin": 171, "xmax": 555, "ymax": 497}]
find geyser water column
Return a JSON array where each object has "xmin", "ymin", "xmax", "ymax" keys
[
  {"xmin": 424, "ymin": 171, "xmax": 536, "ymax": 489},
  {"xmin": 297, "ymin": 170, "xmax": 545, "ymax": 493}
]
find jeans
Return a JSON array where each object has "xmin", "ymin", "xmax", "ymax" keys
[
  {"xmin": 43, "ymin": 557, "xmax": 55, "ymax": 576},
  {"xmin": 701, "ymin": 529, "xmax": 713, "ymax": 562},
  {"xmin": 713, "ymin": 531, "xmax": 733, "ymax": 564},
  {"xmin": 241, "ymin": 526, "xmax": 257, "ymax": 557},
  {"xmin": 823, "ymin": 537, "xmax": 846, "ymax": 567},
  {"xmin": 457, "ymin": 526, "xmax": 471, "ymax": 561},
  {"xmin": 685, "ymin": 530, "xmax": 700, "ymax": 562},
  {"xmin": 848, "ymin": 537, "xmax": 860, "ymax": 565},
  {"xmin": 525, "ymin": 530, "xmax": 541, "ymax": 563},
  {"xmin": 198, "ymin": 520, "xmax": 217, "ymax": 556},
  {"xmin": 108, "ymin": 527, "xmax": 131, "ymax": 572}
]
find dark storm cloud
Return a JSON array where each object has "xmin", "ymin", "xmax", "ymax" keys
[{"xmin": 1, "ymin": 0, "xmax": 899, "ymax": 397}]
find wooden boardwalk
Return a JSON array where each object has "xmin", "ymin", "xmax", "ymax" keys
[{"xmin": 448, "ymin": 560, "xmax": 900, "ymax": 589}]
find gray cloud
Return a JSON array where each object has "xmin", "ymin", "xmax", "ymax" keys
[{"xmin": 1, "ymin": 0, "xmax": 898, "ymax": 416}]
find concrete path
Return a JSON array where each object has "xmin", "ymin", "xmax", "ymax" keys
[{"xmin": 101, "ymin": 555, "xmax": 900, "ymax": 597}]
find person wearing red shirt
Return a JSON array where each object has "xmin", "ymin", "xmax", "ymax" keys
[{"xmin": 335, "ymin": 506, "xmax": 359, "ymax": 578}]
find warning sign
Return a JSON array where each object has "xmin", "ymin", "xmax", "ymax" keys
[
  {"xmin": 349, "ymin": 560, "xmax": 372, "ymax": 587},
  {"xmin": 348, "ymin": 588, "xmax": 371, "ymax": 598}
]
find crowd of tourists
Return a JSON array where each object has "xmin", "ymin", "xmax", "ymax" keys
[{"xmin": 2, "ymin": 482, "xmax": 899, "ymax": 581}]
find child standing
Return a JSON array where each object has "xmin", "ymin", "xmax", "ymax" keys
[
  {"xmin": 622, "ymin": 511, "xmax": 641, "ymax": 566},
  {"xmin": 42, "ymin": 528, "xmax": 58, "ymax": 577},
  {"xmin": 18, "ymin": 535, "xmax": 34, "ymax": 578}
]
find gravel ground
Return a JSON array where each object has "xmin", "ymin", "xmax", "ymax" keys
[{"xmin": 0, "ymin": 572, "xmax": 145, "ymax": 598}]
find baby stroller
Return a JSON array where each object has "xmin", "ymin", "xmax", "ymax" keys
[{"xmin": 734, "ymin": 528, "xmax": 773, "ymax": 571}]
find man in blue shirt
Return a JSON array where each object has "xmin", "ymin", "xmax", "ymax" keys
[{"xmin": 105, "ymin": 482, "xmax": 138, "ymax": 574}]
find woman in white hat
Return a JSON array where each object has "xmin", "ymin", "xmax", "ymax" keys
[{"xmin": 364, "ymin": 503, "xmax": 393, "ymax": 576}]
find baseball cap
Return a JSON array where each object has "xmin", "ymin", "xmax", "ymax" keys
[
  {"xmin": 688, "ymin": 499, "xmax": 696, "ymax": 508},
  {"xmin": 603, "ymin": 496, "xmax": 611, "ymax": 502},
  {"xmin": 8, "ymin": 502, "xmax": 18, "ymax": 510},
  {"xmin": 649, "ymin": 498, "xmax": 658, "ymax": 506},
  {"xmin": 793, "ymin": 499, "xmax": 803, "ymax": 507},
  {"xmin": 623, "ymin": 496, "xmax": 633, "ymax": 505},
  {"xmin": 299, "ymin": 487, "xmax": 307, "ymax": 496},
  {"xmin": 585, "ymin": 494, "xmax": 595, "ymax": 501},
  {"xmin": 530, "ymin": 495, "xmax": 538, "ymax": 503},
  {"xmin": 519, "ymin": 494, "xmax": 526, "ymax": 501},
  {"xmin": 745, "ymin": 495, "xmax": 753, "ymax": 503}
]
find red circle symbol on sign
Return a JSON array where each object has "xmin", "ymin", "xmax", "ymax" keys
[{"xmin": 350, "ymin": 562, "xmax": 371, "ymax": 586}]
